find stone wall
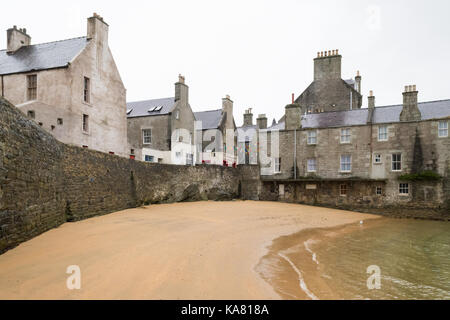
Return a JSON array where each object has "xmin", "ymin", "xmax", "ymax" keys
[{"xmin": 0, "ymin": 97, "xmax": 259, "ymax": 253}]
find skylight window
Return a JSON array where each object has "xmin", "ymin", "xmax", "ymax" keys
[
  {"xmin": 148, "ymin": 107, "xmax": 157, "ymax": 112},
  {"xmin": 154, "ymin": 106, "xmax": 163, "ymax": 111},
  {"xmin": 126, "ymin": 109, "xmax": 133, "ymax": 115}
]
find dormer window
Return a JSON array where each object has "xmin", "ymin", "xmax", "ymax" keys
[{"xmin": 27, "ymin": 74, "xmax": 37, "ymax": 101}]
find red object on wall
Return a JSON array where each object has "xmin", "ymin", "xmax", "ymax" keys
[
  {"xmin": 202, "ymin": 160, "xmax": 205, "ymax": 164},
  {"xmin": 82, "ymin": 145, "xmax": 88, "ymax": 148},
  {"xmin": 130, "ymin": 155, "xmax": 135, "ymax": 160},
  {"xmin": 292, "ymin": 93, "xmax": 295, "ymax": 104},
  {"xmin": 232, "ymin": 163, "xmax": 236, "ymax": 168},
  {"xmin": 109, "ymin": 151, "xmax": 115, "ymax": 155}
]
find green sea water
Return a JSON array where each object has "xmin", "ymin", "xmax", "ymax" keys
[{"xmin": 314, "ymin": 218, "xmax": 450, "ymax": 300}]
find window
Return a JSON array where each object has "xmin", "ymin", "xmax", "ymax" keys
[
  {"xmin": 176, "ymin": 151, "xmax": 182, "ymax": 158},
  {"xmin": 340, "ymin": 155, "xmax": 352, "ymax": 172},
  {"xmin": 378, "ymin": 126, "xmax": 388, "ymax": 141},
  {"xmin": 376, "ymin": 187, "xmax": 382, "ymax": 195},
  {"xmin": 399, "ymin": 183, "xmax": 409, "ymax": 195},
  {"xmin": 130, "ymin": 149, "xmax": 135, "ymax": 155},
  {"xmin": 175, "ymin": 110, "xmax": 180, "ymax": 120},
  {"xmin": 392, "ymin": 153, "xmax": 402, "ymax": 171},
  {"xmin": 158, "ymin": 158, "xmax": 163, "ymax": 164},
  {"xmin": 340, "ymin": 128, "xmax": 351, "ymax": 143},
  {"xmin": 57, "ymin": 118, "xmax": 63, "ymax": 125},
  {"xmin": 144, "ymin": 155, "xmax": 154, "ymax": 162},
  {"xmin": 186, "ymin": 153, "xmax": 193, "ymax": 165},
  {"xmin": 438, "ymin": 121, "xmax": 448, "ymax": 137},
  {"xmin": 83, "ymin": 77, "xmax": 90, "ymax": 103},
  {"xmin": 340, "ymin": 184, "xmax": 348, "ymax": 196},
  {"xmin": 374, "ymin": 154, "xmax": 382, "ymax": 164},
  {"xmin": 274, "ymin": 157, "xmax": 281, "ymax": 173},
  {"xmin": 142, "ymin": 129, "xmax": 152, "ymax": 144},
  {"xmin": 27, "ymin": 75, "xmax": 37, "ymax": 101},
  {"xmin": 307, "ymin": 130, "xmax": 317, "ymax": 145},
  {"xmin": 27, "ymin": 110, "xmax": 35, "ymax": 119},
  {"xmin": 307, "ymin": 158, "xmax": 316, "ymax": 172},
  {"xmin": 82, "ymin": 114, "xmax": 89, "ymax": 132}
]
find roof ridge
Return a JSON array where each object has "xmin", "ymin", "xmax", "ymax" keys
[
  {"xmin": 127, "ymin": 97, "xmax": 175, "ymax": 104},
  {"xmin": 194, "ymin": 109, "xmax": 222, "ymax": 113},
  {"xmin": 373, "ymin": 98, "xmax": 450, "ymax": 109},
  {"xmin": 0, "ymin": 36, "xmax": 87, "ymax": 52}
]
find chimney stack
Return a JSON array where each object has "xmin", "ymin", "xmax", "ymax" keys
[
  {"xmin": 355, "ymin": 70, "xmax": 362, "ymax": 94},
  {"xmin": 314, "ymin": 49, "xmax": 342, "ymax": 81},
  {"xmin": 256, "ymin": 114, "xmax": 268, "ymax": 129},
  {"xmin": 6, "ymin": 25, "xmax": 31, "ymax": 53},
  {"xmin": 175, "ymin": 74, "xmax": 189, "ymax": 102},
  {"xmin": 243, "ymin": 108, "xmax": 253, "ymax": 126},
  {"xmin": 400, "ymin": 85, "xmax": 421, "ymax": 121},
  {"xmin": 368, "ymin": 90, "xmax": 375, "ymax": 109},
  {"xmin": 222, "ymin": 94, "xmax": 234, "ymax": 129},
  {"xmin": 285, "ymin": 103, "xmax": 302, "ymax": 130},
  {"xmin": 87, "ymin": 12, "xmax": 109, "ymax": 45}
]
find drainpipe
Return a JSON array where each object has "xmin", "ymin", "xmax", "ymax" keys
[
  {"xmin": 1, "ymin": 75, "xmax": 3, "ymax": 97},
  {"xmin": 350, "ymin": 91, "xmax": 353, "ymax": 110},
  {"xmin": 294, "ymin": 129, "xmax": 297, "ymax": 179}
]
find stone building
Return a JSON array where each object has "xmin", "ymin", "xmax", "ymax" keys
[
  {"xmin": 194, "ymin": 95, "xmax": 237, "ymax": 165},
  {"xmin": 126, "ymin": 75, "xmax": 196, "ymax": 165},
  {"xmin": 0, "ymin": 13, "xmax": 128, "ymax": 156},
  {"xmin": 255, "ymin": 51, "xmax": 450, "ymax": 211}
]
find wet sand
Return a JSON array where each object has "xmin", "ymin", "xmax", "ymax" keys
[{"xmin": 0, "ymin": 201, "xmax": 378, "ymax": 299}]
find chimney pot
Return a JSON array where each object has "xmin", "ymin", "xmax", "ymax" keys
[
  {"xmin": 369, "ymin": 90, "xmax": 373, "ymax": 96},
  {"xmin": 225, "ymin": 94, "xmax": 230, "ymax": 100},
  {"xmin": 292, "ymin": 93, "xmax": 295, "ymax": 104},
  {"xmin": 328, "ymin": 50, "xmax": 331, "ymax": 56},
  {"xmin": 357, "ymin": 70, "xmax": 360, "ymax": 77},
  {"xmin": 317, "ymin": 52, "xmax": 320, "ymax": 57}
]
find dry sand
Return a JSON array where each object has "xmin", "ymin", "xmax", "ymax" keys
[{"xmin": 0, "ymin": 201, "xmax": 379, "ymax": 299}]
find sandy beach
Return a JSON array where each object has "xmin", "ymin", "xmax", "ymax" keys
[{"xmin": 0, "ymin": 201, "xmax": 378, "ymax": 300}]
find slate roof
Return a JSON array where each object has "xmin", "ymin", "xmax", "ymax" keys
[
  {"xmin": 126, "ymin": 97, "xmax": 176, "ymax": 118},
  {"xmin": 194, "ymin": 109, "xmax": 223, "ymax": 130},
  {"xmin": 237, "ymin": 124, "xmax": 258, "ymax": 142},
  {"xmin": 266, "ymin": 99, "xmax": 450, "ymax": 131},
  {"xmin": 0, "ymin": 37, "xmax": 89, "ymax": 75}
]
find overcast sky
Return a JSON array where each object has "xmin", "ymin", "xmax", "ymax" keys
[{"xmin": 1, "ymin": 0, "xmax": 449, "ymax": 125}]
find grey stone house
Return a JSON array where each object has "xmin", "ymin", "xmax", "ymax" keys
[
  {"xmin": 255, "ymin": 50, "xmax": 450, "ymax": 212},
  {"xmin": 126, "ymin": 75, "xmax": 196, "ymax": 165},
  {"xmin": 0, "ymin": 13, "xmax": 128, "ymax": 156},
  {"xmin": 194, "ymin": 95, "xmax": 237, "ymax": 165}
]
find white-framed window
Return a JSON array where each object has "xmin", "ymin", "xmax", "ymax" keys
[
  {"xmin": 392, "ymin": 153, "xmax": 402, "ymax": 171},
  {"xmin": 438, "ymin": 121, "xmax": 448, "ymax": 137},
  {"xmin": 274, "ymin": 157, "xmax": 281, "ymax": 173},
  {"xmin": 340, "ymin": 184, "xmax": 348, "ymax": 196},
  {"xmin": 340, "ymin": 128, "xmax": 351, "ymax": 143},
  {"xmin": 376, "ymin": 186, "xmax": 382, "ymax": 195},
  {"xmin": 144, "ymin": 155, "xmax": 154, "ymax": 162},
  {"xmin": 186, "ymin": 153, "xmax": 193, "ymax": 165},
  {"xmin": 340, "ymin": 155, "xmax": 352, "ymax": 172},
  {"xmin": 378, "ymin": 125, "xmax": 388, "ymax": 141},
  {"xmin": 27, "ymin": 74, "xmax": 37, "ymax": 101},
  {"xmin": 307, "ymin": 130, "xmax": 317, "ymax": 145},
  {"xmin": 374, "ymin": 154, "xmax": 382, "ymax": 164},
  {"xmin": 307, "ymin": 158, "xmax": 316, "ymax": 172},
  {"xmin": 399, "ymin": 183, "xmax": 409, "ymax": 195},
  {"xmin": 82, "ymin": 114, "xmax": 89, "ymax": 133},
  {"xmin": 83, "ymin": 76, "xmax": 90, "ymax": 103},
  {"xmin": 142, "ymin": 129, "xmax": 152, "ymax": 144},
  {"xmin": 175, "ymin": 110, "xmax": 180, "ymax": 120}
]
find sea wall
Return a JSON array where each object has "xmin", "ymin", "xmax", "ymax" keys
[{"xmin": 0, "ymin": 97, "xmax": 259, "ymax": 253}]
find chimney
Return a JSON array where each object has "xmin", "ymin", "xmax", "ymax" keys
[
  {"xmin": 285, "ymin": 103, "xmax": 302, "ymax": 130},
  {"xmin": 222, "ymin": 94, "xmax": 234, "ymax": 129},
  {"xmin": 175, "ymin": 74, "xmax": 189, "ymax": 102},
  {"xmin": 87, "ymin": 13, "xmax": 109, "ymax": 45},
  {"xmin": 355, "ymin": 70, "xmax": 362, "ymax": 94},
  {"xmin": 256, "ymin": 114, "xmax": 268, "ymax": 129},
  {"xmin": 400, "ymin": 85, "xmax": 421, "ymax": 121},
  {"xmin": 368, "ymin": 90, "xmax": 375, "ymax": 109},
  {"xmin": 314, "ymin": 49, "xmax": 342, "ymax": 81},
  {"xmin": 243, "ymin": 108, "xmax": 253, "ymax": 126},
  {"xmin": 6, "ymin": 25, "xmax": 31, "ymax": 53},
  {"xmin": 272, "ymin": 118, "xmax": 277, "ymax": 126}
]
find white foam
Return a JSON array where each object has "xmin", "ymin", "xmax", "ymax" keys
[
  {"xmin": 278, "ymin": 252, "xmax": 319, "ymax": 300},
  {"xmin": 304, "ymin": 239, "xmax": 319, "ymax": 265},
  {"xmin": 382, "ymin": 275, "xmax": 450, "ymax": 298}
]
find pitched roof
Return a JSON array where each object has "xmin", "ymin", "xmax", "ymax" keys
[
  {"xmin": 0, "ymin": 37, "xmax": 89, "ymax": 76},
  {"xmin": 194, "ymin": 109, "xmax": 223, "ymax": 130},
  {"xmin": 126, "ymin": 97, "xmax": 176, "ymax": 118},
  {"xmin": 266, "ymin": 99, "xmax": 450, "ymax": 131}
]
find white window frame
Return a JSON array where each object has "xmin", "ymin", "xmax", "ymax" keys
[
  {"xmin": 392, "ymin": 153, "xmax": 402, "ymax": 172},
  {"xmin": 144, "ymin": 155, "xmax": 154, "ymax": 162},
  {"xmin": 438, "ymin": 120, "xmax": 448, "ymax": 138},
  {"xmin": 142, "ymin": 129, "xmax": 152, "ymax": 144},
  {"xmin": 378, "ymin": 125, "xmax": 388, "ymax": 141},
  {"xmin": 399, "ymin": 183, "xmax": 409, "ymax": 195},
  {"xmin": 307, "ymin": 130, "xmax": 317, "ymax": 145},
  {"xmin": 340, "ymin": 128, "xmax": 351, "ymax": 144},
  {"xmin": 374, "ymin": 154, "xmax": 382, "ymax": 164},
  {"xmin": 175, "ymin": 110, "xmax": 180, "ymax": 120},
  {"xmin": 340, "ymin": 155, "xmax": 352, "ymax": 172},
  {"xmin": 274, "ymin": 157, "xmax": 281, "ymax": 173},
  {"xmin": 307, "ymin": 158, "xmax": 316, "ymax": 172}
]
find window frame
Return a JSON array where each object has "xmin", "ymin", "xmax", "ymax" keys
[
  {"xmin": 376, "ymin": 186, "xmax": 383, "ymax": 195},
  {"xmin": 374, "ymin": 154, "xmax": 382, "ymax": 164},
  {"xmin": 340, "ymin": 154, "xmax": 352, "ymax": 172},
  {"xmin": 391, "ymin": 153, "xmax": 402, "ymax": 172},
  {"xmin": 340, "ymin": 184, "xmax": 348, "ymax": 196},
  {"xmin": 340, "ymin": 128, "xmax": 351, "ymax": 144},
  {"xmin": 274, "ymin": 157, "xmax": 281, "ymax": 173},
  {"xmin": 307, "ymin": 130, "xmax": 317, "ymax": 145},
  {"xmin": 144, "ymin": 155, "xmax": 154, "ymax": 162},
  {"xmin": 438, "ymin": 120, "xmax": 448, "ymax": 138},
  {"xmin": 83, "ymin": 76, "xmax": 91, "ymax": 103},
  {"xmin": 378, "ymin": 125, "xmax": 388, "ymax": 141},
  {"xmin": 399, "ymin": 183, "xmax": 409, "ymax": 195},
  {"xmin": 26, "ymin": 74, "xmax": 37, "ymax": 101},
  {"xmin": 82, "ymin": 114, "xmax": 89, "ymax": 133},
  {"xmin": 307, "ymin": 158, "xmax": 317, "ymax": 172},
  {"xmin": 142, "ymin": 129, "xmax": 152, "ymax": 144}
]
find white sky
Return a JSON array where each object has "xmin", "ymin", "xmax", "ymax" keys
[{"xmin": 1, "ymin": 0, "xmax": 449, "ymax": 125}]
